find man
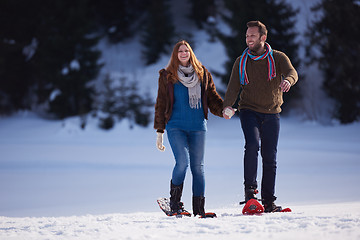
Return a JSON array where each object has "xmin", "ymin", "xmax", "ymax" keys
[{"xmin": 223, "ymin": 20, "xmax": 298, "ymax": 212}]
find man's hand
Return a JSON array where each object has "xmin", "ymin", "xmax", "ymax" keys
[
  {"xmin": 279, "ymin": 80, "xmax": 291, "ymax": 92},
  {"xmin": 223, "ymin": 106, "xmax": 236, "ymax": 119},
  {"xmin": 156, "ymin": 132, "xmax": 165, "ymax": 152}
]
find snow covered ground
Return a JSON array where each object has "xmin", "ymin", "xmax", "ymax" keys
[
  {"xmin": 1, "ymin": 112, "xmax": 360, "ymax": 239},
  {"xmin": 1, "ymin": 202, "xmax": 359, "ymax": 240}
]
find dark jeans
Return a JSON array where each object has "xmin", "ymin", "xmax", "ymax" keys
[
  {"xmin": 239, "ymin": 109, "xmax": 280, "ymax": 202},
  {"xmin": 167, "ymin": 128, "xmax": 206, "ymax": 197}
]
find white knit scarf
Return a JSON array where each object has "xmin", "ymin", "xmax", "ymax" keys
[{"xmin": 177, "ymin": 64, "xmax": 201, "ymax": 109}]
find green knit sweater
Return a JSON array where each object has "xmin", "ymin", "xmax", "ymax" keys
[{"xmin": 223, "ymin": 50, "xmax": 298, "ymax": 114}]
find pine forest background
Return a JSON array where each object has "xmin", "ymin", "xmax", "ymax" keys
[{"xmin": 0, "ymin": 0, "xmax": 359, "ymax": 129}]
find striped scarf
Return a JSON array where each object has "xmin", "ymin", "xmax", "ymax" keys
[{"xmin": 239, "ymin": 42, "xmax": 276, "ymax": 85}]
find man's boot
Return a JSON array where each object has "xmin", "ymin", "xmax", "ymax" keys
[
  {"xmin": 263, "ymin": 197, "xmax": 282, "ymax": 213},
  {"xmin": 245, "ymin": 186, "xmax": 259, "ymax": 202}
]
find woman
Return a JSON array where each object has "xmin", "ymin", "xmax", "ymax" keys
[{"xmin": 154, "ymin": 40, "xmax": 223, "ymax": 217}]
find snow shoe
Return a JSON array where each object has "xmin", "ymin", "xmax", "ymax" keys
[
  {"xmin": 157, "ymin": 198, "xmax": 191, "ymax": 217},
  {"xmin": 242, "ymin": 198, "xmax": 264, "ymax": 215}
]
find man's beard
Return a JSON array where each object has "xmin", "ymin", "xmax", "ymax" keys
[{"xmin": 248, "ymin": 42, "xmax": 263, "ymax": 54}]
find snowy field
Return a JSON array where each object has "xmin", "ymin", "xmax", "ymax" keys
[
  {"xmin": 1, "ymin": 112, "xmax": 360, "ymax": 240},
  {"xmin": 1, "ymin": 203, "xmax": 359, "ymax": 240}
]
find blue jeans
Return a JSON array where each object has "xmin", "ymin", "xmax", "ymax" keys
[
  {"xmin": 167, "ymin": 128, "xmax": 206, "ymax": 197},
  {"xmin": 239, "ymin": 109, "xmax": 280, "ymax": 202}
]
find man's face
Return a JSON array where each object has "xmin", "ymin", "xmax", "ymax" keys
[{"xmin": 246, "ymin": 26, "xmax": 264, "ymax": 53}]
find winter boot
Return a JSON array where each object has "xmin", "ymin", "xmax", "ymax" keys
[
  {"xmin": 192, "ymin": 196, "xmax": 216, "ymax": 218},
  {"xmin": 263, "ymin": 198, "xmax": 282, "ymax": 213},
  {"xmin": 245, "ymin": 186, "xmax": 259, "ymax": 202},
  {"xmin": 170, "ymin": 181, "xmax": 190, "ymax": 216}
]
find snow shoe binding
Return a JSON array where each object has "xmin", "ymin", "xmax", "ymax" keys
[
  {"xmin": 157, "ymin": 198, "xmax": 191, "ymax": 217},
  {"xmin": 240, "ymin": 187, "xmax": 264, "ymax": 214},
  {"xmin": 245, "ymin": 186, "xmax": 259, "ymax": 202},
  {"xmin": 157, "ymin": 181, "xmax": 191, "ymax": 217},
  {"xmin": 263, "ymin": 202, "xmax": 282, "ymax": 213},
  {"xmin": 240, "ymin": 186, "xmax": 261, "ymax": 205},
  {"xmin": 262, "ymin": 196, "xmax": 292, "ymax": 213}
]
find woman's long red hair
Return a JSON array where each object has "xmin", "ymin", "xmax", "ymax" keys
[{"xmin": 165, "ymin": 40, "xmax": 204, "ymax": 83}]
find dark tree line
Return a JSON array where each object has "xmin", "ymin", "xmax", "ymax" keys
[
  {"xmin": 305, "ymin": 0, "xmax": 360, "ymax": 123},
  {"xmin": 0, "ymin": 0, "xmax": 157, "ymax": 128},
  {"xmin": 1, "ymin": 0, "xmax": 100, "ymax": 118}
]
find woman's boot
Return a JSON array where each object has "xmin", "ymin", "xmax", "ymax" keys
[
  {"xmin": 170, "ymin": 181, "xmax": 190, "ymax": 216},
  {"xmin": 192, "ymin": 196, "xmax": 216, "ymax": 218}
]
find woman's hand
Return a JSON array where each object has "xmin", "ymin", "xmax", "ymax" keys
[{"xmin": 156, "ymin": 132, "xmax": 166, "ymax": 152}]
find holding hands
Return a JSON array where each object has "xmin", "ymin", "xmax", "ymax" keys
[{"xmin": 223, "ymin": 106, "xmax": 236, "ymax": 119}]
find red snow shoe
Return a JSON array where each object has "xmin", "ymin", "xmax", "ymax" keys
[
  {"xmin": 242, "ymin": 199, "xmax": 264, "ymax": 215},
  {"xmin": 280, "ymin": 208, "xmax": 292, "ymax": 212}
]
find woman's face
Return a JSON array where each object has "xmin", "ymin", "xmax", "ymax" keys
[{"xmin": 178, "ymin": 44, "xmax": 190, "ymax": 66}]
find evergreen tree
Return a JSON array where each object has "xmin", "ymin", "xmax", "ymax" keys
[
  {"xmin": 36, "ymin": 0, "xmax": 101, "ymax": 119},
  {"xmin": 88, "ymin": 0, "xmax": 148, "ymax": 43},
  {"xmin": 0, "ymin": 0, "xmax": 102, "ymax": 119},
  {"xmin": 0, "ymin": 0, "xmax": 40, "ymax": 113},
  {"xmin": 305, "ymin": 0, "xmax": 360, "ymax": 123},
  {"xmin": 96, "ymin": 74, "xmax": 153, "ymax": 129},
  {"xmin": 216, "ymin": 0, "xmax": 300, "ymax": 111},
  {"xmin": 141, "ymin": 0, "xmax": 175, "ymax": 65},
  {"xmin": 188, "ymin": 0, "xmax": 216, "ymax": 29}
]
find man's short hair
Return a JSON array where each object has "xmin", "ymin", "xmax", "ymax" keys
[{"xmin": 247, "ymin": 21, "xmax": 268, "ymax": 37}]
